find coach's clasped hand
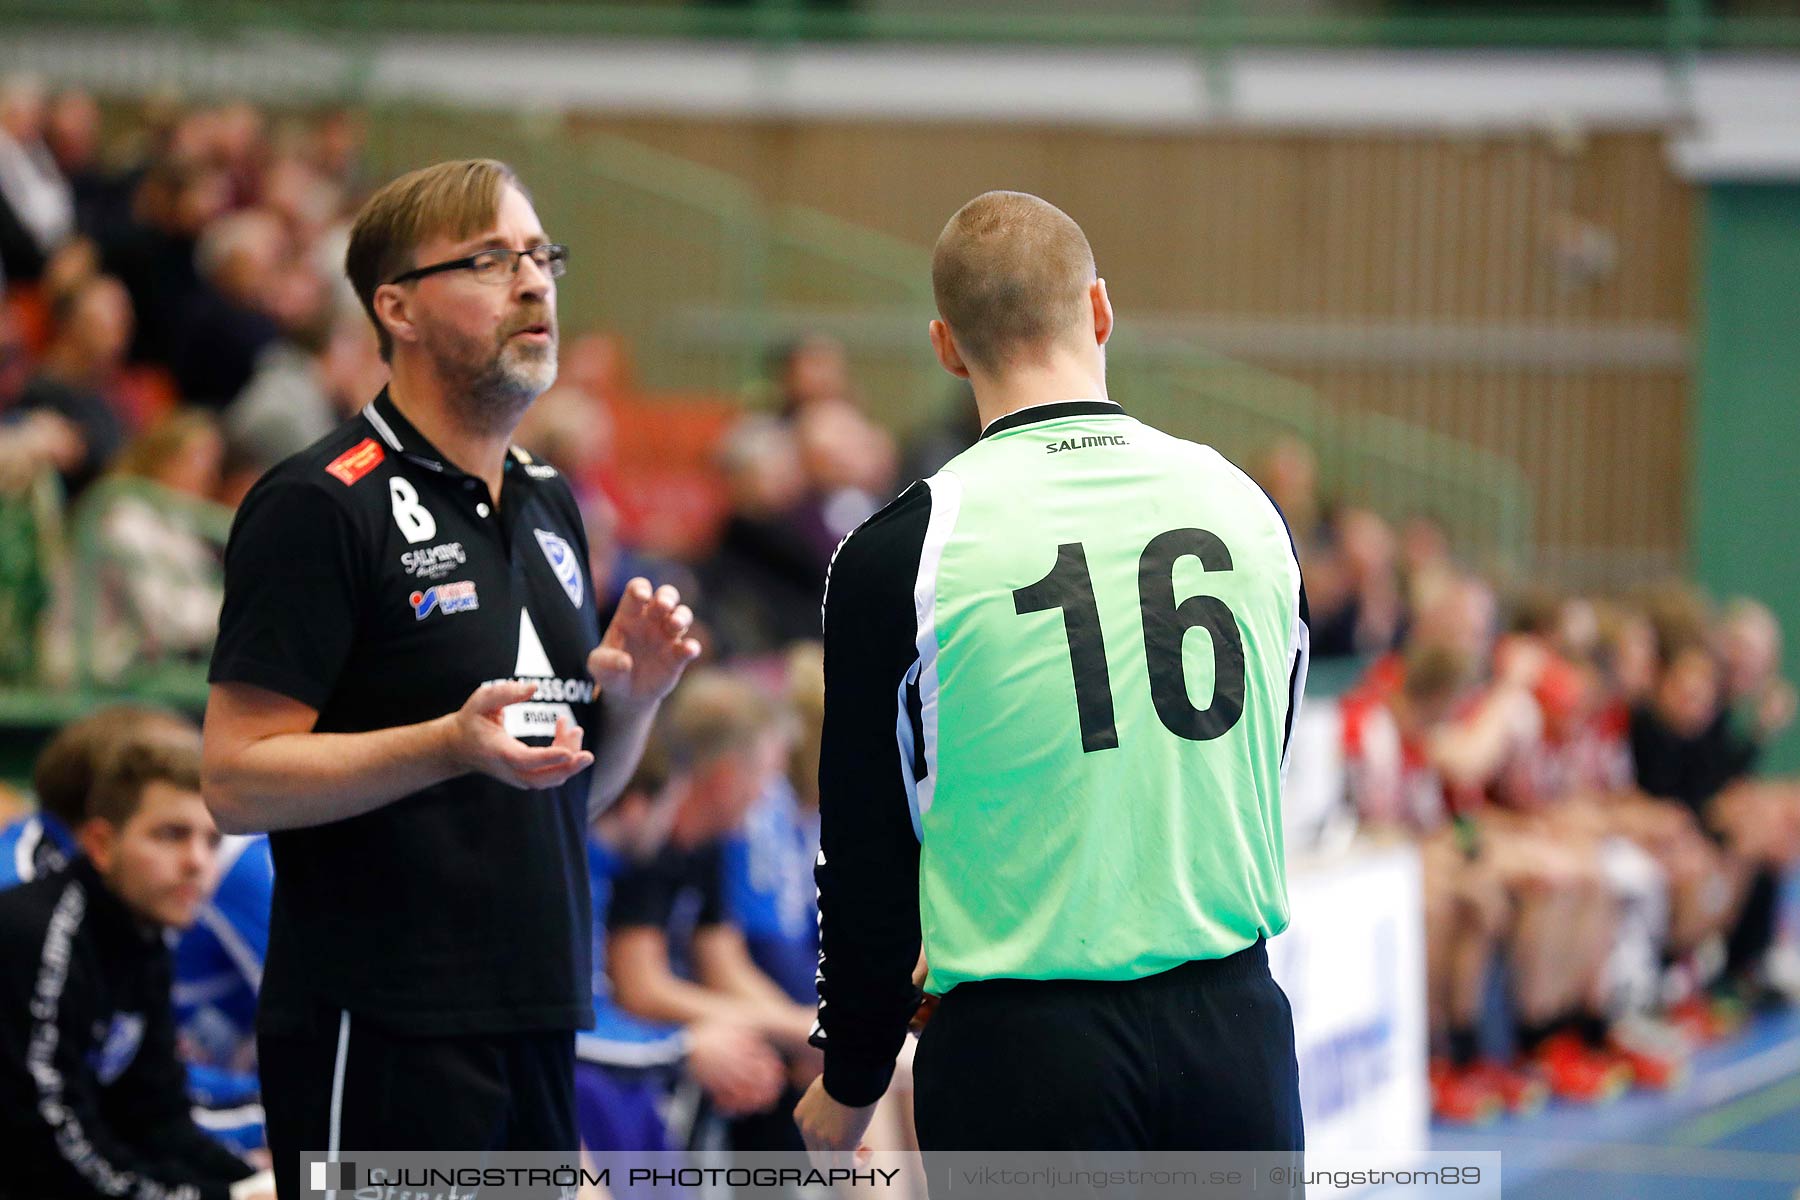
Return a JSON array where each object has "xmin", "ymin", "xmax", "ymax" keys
[
  {"xmin": 443, "ymin": 577, "xmax": 701, "ymax": 791},
  {"xmin": 449, "ymin": 681, "xmax": 594, "ymax": 788}
]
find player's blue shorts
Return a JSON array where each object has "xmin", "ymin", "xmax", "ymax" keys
[
  {"xmin": 574, "ymin": 1061, "xmax": 672, "ymax": 1153},
  {"xmin": 574, "ymin": 1063, "xmax": 690, "ymax": 1199}
]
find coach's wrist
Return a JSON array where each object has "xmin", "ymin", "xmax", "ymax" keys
[
  {"xmin": 601, "ymin": 690, "xmax": 663, "ymax": 725},
  {"xmin": 430, "ymin": 713, "xmax": 472, "ymax": 776}
]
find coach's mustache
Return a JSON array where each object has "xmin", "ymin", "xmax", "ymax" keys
[{"xmin": 502, "ymin": 309, "xmax": 556, "ymax": 340}]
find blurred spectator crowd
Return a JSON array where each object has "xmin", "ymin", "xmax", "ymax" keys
[
  {"xmin": 0, "ymin": 81, "xmax": 1796, "ymax": 1166},
  {"xmin": 1257, "ymin": 435, "xmax": 1800, "ymax": 1125},
  {"xmin": 0, "ymin": 77, "xmax": 386, "ymax": 690}
]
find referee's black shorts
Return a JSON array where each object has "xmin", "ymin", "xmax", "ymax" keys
[
  {"xmin": 912, "ymin": 937, "xmax": 1303, "ymax": 1151},
  {"xmin": 260, "ymin": 1007, "xmax": 576, "ymax": 1200}
]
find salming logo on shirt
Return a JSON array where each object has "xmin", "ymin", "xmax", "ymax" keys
[{"xmin": 1045, "ymin": 434, "xmax": 1129, "ymax": 453}]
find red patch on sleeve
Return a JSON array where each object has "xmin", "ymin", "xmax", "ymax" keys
[{"xmin": 325, "ymin": 438, "xmax": 385, "ymax": 486}]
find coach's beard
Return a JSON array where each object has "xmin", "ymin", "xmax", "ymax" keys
[{"xmin": 432, "ymin": 317, "xmax": 559, "ymax": 436}]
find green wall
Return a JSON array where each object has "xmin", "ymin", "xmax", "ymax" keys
[{"xmin": 1692, "ymin": 183, "xmax": 1800, "ymax": 773}]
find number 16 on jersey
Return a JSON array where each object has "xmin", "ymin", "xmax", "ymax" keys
[{"xmin": 1013, "ymin": 528, "xmax": 1247, "ymax": 754}]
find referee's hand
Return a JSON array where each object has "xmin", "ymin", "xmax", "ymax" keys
[
  {"xmin": 794, "ymin": 1076, "xmax": 877, "ymax": 1169},
  {"xmin": 450, "ymin": 680, "xmax": 595, "ymax": 788}
]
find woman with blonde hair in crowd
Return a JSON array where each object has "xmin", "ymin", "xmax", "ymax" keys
[{"xmin": 69, "ymin": 408, "xmax": 228, "ymax": 684}]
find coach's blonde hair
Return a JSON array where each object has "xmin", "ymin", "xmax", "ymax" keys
[
  {"xmin": 345, "ymin": 158, "xmax": 525, "ymax": 361},
  {"xmin": 930, "ymin": 190, "xmax": 1096, "ymax": 374}
]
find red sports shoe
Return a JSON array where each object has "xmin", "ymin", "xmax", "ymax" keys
[
  {"xmin": 1532, "ymin": 1032, "xmax": 1631, "ymax": 1104},
  {"xmin": 1431, "ymin": 1059, "xmax": 1504, "ymax": 1125},
  {"xmin": 1467, "ymin": 1059, "xmax": 1550, "ymax": 1116},
  {"xmin": 1609, "ymin": 1017, "xmax": 1691, "ymax": 1091},
  {"xmin": 1669, "ymin": 994, "xmax": 1746, "ymax": 1045}
]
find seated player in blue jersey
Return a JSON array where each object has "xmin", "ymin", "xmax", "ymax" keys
[
  {"xmin": 580, "ymin": 736, "xmax": 784, "ymax": 1159},
  {"xmin": 721, "ymin": 751, "xmax": 819, "ymax": 1005},
  {"xmin": 172, "ymin": 831, "xmax": 272, "ymax": 1155},
  {"xmin": 0, "ymin": 705, "xmax": 190, "ymax": 890},
  {"xmin": 0, "ymin": 704, "xmax": 269, "ymax": 1154},
  {"xmin": 724, "ymin": 646, "xmax": 830, "ymax": 1008},
  {"xmin": 726, "ymin": 642, "xmax": 925, "ymax": 1166},
  {"xmin": 606, "ymin": 670, "xmax": 821, "ymax": 1153}
]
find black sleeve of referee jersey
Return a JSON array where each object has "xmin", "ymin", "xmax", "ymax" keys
[
  {"xmin": 808, "ymin": 483, "xmax": 929, "ymax": 1108},
  {"xmin": 209, "ymin": 477, "xmax": 367, "ymax": 711}
]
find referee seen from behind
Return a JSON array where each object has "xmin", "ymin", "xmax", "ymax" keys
[
  {"xmin": 795, "ymin": 191, "xmax": 1311, "ymax": 1153},
  {"xmin": 201, "ymin": 160, "xmax": 699, "ymax": 1197}
]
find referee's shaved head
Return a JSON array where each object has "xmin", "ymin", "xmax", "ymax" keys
[{"xmin": 931, "ymin": 191, "xmax": 1096, "ymax": 374}]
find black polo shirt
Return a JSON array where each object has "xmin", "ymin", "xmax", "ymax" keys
[{"xmin": 209, "ymin": 387, "xmax": 600, "ymax": 1038}]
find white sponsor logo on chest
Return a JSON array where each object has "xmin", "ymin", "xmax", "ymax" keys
[{"xmin": 535, "ymin": 528, "xmax": 584, "ymax": 609}]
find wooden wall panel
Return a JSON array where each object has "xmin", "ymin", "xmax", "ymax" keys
[
  {"xmin": 565, "ymin": 113, "xmax": 1696, "ymax": 583},
  {"xmin": 569, "ymin": 116, "xmax": 1692, "ymax": 324}
]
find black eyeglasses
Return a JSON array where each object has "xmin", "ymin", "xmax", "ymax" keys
[{"xmin": 388, "ymin": 243, "xmax": 569, "ymax": 286}]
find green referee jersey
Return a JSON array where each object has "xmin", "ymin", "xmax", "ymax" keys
[{"xmin": 808, "ymin": 399, "xmax": 1311, "ymax": 1107}]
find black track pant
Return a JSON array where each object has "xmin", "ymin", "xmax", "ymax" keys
[
  {"xmin": 913, "ymin": 938, "xmax": 1303, "ymax": 1152},
  {"xmin": 261, "ymin": 1009, "xmax": 576, "ymax": 1200},
  {"xmin": 1726, "ymin": 868, "xmax": 1780, "ymax": 982}
]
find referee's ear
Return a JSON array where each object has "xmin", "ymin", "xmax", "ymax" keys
[
  {"xmin": 928, "ymin": 318, "xmax": 970, "ymax": 380},
  {"xmin": 1089, "ymin": 277, "xmax": 1113, "ymax": 348},
  {"xmin": 373, "ymin": 283, "xmax": 419, "ymax": 355}
]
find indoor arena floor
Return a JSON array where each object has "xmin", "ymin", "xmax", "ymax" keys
[{"xmin": 1431, "ymin": 1008, "xmax": 1800, "ymax": 1199}]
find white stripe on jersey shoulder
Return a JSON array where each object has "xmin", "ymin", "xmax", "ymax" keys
[
  {"xmin": 899, "ymin": 470, "xmax": 964, "ymax": 839},
  {"xmin": 14, "ymin": 815, "xmax": 42, "ymax": 883},
  {"xmin": 361, "ymin": 403, "xmax": 404, "ymax": 451},
  {"xmin": 193, "ymin": 834, "xmax": 264, "ymax": 985},
  {"xmin": 214, "ymin": 834, "xmax": 254, "ymax": 878},
  {"xmin": 197, "ymin": 899, "xmax": 265, "ymax": 991}
]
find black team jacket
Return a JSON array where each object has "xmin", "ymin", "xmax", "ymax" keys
[{"xmin": 0, "ymin": 856, "xmax": 255, "ymax": 1200}]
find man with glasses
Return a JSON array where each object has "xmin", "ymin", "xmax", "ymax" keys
[{"xmin": 201, "ymin": 160, "xmax": 700, "ymax": 1196}]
